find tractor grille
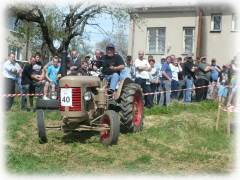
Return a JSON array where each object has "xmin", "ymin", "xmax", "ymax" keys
[{"xmin": 60, "ymin": 87, "xmax": 81, "ymax": 111}]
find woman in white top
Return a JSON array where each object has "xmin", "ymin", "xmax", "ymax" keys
[{"xmin": 149, "ymin": 58, "xmax": 160, "ymax": 106}]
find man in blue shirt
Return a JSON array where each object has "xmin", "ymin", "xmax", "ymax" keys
[
  {"xmin": 160, "ymin": 56, "xmax": 172, "ymax": 106},
  {"xmin": 210, "ymin": 59, "xmax": 221, "ymax": 82},
  {"xmin": 209, "ymin": 59, "xmax": 221, "ymax": 99},
  {"xmin": 43, "ymin": 56, "xmax": 60, "ymax": 100},
  {"xmin": 155, "ymin": 57, "xmax": 165, "ymax": 104}
]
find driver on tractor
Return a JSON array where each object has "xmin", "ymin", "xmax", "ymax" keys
[{"xmin": 101, "ymin": 43, "xmax": 127, "ymax": 95}]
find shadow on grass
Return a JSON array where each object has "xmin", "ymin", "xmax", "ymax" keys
[{"xmin": 61, "ymin": 130, "xmax": 98, "ymax": 144}]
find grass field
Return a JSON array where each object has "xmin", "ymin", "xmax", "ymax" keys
[{"xmin": 5, "ymin": 99, "xmax": 234, "ymax": 175}]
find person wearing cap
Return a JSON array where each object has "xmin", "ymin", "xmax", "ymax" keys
[
  {"xmin": 124, "ymin": 55, "xmax": 135, "ymax": 81},
  {"xmin": 182, "ymin": 54, "xmax": 197, "ymax": 103},
  {"xmin": 134, "ymin": 50, "xmax": 152, "ymax": 108},
  {"xmin": 101, "ymin": 43, "xmax": 125, "ymax": 94},
  {"xmin": 195, "ymin": 56, "xmax": 212, "ymax": 101}
]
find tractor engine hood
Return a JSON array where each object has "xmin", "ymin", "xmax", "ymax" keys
[{"xmin": 59, "ymin": 76, "xmax": 100, "ymax": 88}]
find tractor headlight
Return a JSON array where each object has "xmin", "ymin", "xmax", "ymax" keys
[
  {"xmin": 84, "ymin": 91, "xmax": 92, "ymax": 101},
  {"xmin": 50, "ymin": 91, "xmax": 57, "ymax": 100}
]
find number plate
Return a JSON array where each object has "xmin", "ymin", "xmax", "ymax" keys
[{"xmin": 61, "ymin": 88, "xmax": 72, "ymax": 106}]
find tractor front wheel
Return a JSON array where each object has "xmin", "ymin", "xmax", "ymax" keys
[
  {"xmin": 100, "ymin": 110, "xmax": 120, "ymax": 145},
  {"xmin": 36, "ymin": 109, "xmax": 47, "ymax": 143}
]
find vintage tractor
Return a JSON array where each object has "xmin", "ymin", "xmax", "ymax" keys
[{"xmin": 35, "ymin": 73, "xmax": 144, "ymax": 145}]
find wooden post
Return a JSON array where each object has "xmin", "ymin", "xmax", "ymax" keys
[
  {"xmin": 216, "ymin": 97, "xmax": 221, "ymax": 130},
  {"xmin": 25, "ymin": 22, "xmax": 30, "ymax": 61},
  {"xmin": 227, "ymin": 110, "xmax": 231, "ymax": 136},
  {"xmin": 130, "ymin": 14, "xmax": 135, "ymax": 59}
]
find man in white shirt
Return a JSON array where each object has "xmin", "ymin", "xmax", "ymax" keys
[
  {"xmin": 169, "ymin": 58, "xmax": 182, "ymax": 99},
  {"xmin": 134, "ymin": 50, "xmax": 152, "ymax": 108},
  {"xmin": 3, "ymin": 53, "xmax": 22, "ymax": 111}
]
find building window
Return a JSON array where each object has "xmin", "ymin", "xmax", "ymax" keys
[
  {"xmin": 147, "ymin": 27, "xmax": 166, "ymax": 54},
  {"xmin": 211, "ymin": 14, "xmax": 222, "ymax": 32},
  {"xmin": 7, "ymin": 17, "xmax": 19, "ymax": 32},
  {"xmin": 183, "ymin": 27, "xmax": 195, "ymax": 54},
  {"xmin": 232, "ymin": 14, "xmax": 240, "ymax": 31},
  {"xmin": 8, "ymin": 46, "xmax": 22, "ymax": 61}
]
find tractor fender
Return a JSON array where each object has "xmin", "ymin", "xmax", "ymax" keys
[{"xmin": 115, "ymin": 78, "xmax": 134, "ymax": 100}]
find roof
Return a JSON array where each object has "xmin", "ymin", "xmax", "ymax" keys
[{"xmin": 125, "ymin": 0, "xmax": 235, "ymax": 14}]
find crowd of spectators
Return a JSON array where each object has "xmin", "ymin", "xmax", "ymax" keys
[{"xmin": 2, "ymin": 44, "xmax": 239, "ymax": 111}]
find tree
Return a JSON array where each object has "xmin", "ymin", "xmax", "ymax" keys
[
  {"xmin": 69, "ymin": 36, "xmax": 94, "ymax": 59},
  {"xmin": 95, "ymin": 38, "xmax": 112, "ymax": 51},
  {"xmin": 95, "ymin": 23, "xmax": 128, "ymax": 58},
  {"xmin": 8, "ymin": 3, "xmax": 132, "ymax": 56},
  {"xmin": 112, "ymin": 28, "xmax": 128, "ymax": 58},
  {"xmin": 8, "ymin": 3, "xmax": 109, "ymax": 57}
]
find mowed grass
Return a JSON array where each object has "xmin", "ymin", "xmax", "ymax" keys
[{"xmin": 5, "ymin": 99, "xmax": 235, "ymax": 175}]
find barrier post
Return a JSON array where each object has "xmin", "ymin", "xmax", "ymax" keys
[
  {"xmin": 216, "ymin": 97, "xmax": 221, "ymax": 130},
  {"xmin": 227, "ymin": 109, "xmax": 232, "ymax": 136}
]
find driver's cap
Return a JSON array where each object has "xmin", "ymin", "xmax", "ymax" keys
[{"xmin": 106, "ymin": 43, "xmax": 115, "ymax": 49}]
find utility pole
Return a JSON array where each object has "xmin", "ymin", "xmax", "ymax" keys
[
  {"xmin": 196, "ymin": 8, "xmax": 203, "ymax": 59},
  {"xmin": 25, "ymin": 21, "xmax": 30, "ymax": 61}
]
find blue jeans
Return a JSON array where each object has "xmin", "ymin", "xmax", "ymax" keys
[
  {"xmin": 119, "ymin": 68, "xmax": 129, "ymax": 80},
  {"xmin": 183, "ymin": 77, "xmax": 193, "ymax": 102},
  {"xmin": 135, "ymin": 78, "xmax": 152, "ymax": 108},
  {"xmin": 105, "ymin": 72, "xmax": 120, "ymax": 91},
  {"xmin": 171, "ymin": 80, "xmax": 179, "ymax": 99},
  {"xmin": 105, "ymin": 70, "xmax": 128, "ymax": 90},
  {"xmin": 160, "ymin": 80, "xmax": 171, "ymax": 106}
]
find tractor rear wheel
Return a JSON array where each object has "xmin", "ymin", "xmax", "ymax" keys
[
  {"xmin": 100, "ymin": 110, "xmax": 120, "ymax": 145},
  {"xmin": 119, "ymin": 83, "xmax": 144, "ymax": 132}
]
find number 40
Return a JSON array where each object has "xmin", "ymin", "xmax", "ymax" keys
[{"xmin": 62, "ymin": 96, "xmax": 70, "ymax": 103}]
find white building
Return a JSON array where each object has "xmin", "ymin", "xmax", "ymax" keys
[
  {"xmin": 6, "ymin": 16, "xmax": 31, "ymax": 63},
  {"xmin": 128, "ymin": 4, "xmax": 240, "ymax": 65}
]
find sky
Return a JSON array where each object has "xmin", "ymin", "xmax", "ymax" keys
[{"xmin": 83, "ymin": 13, "xmax": 129, "ymax": 49}]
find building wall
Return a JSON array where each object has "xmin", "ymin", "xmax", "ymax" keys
[
  {"xmin": 7, "ymin": 30, "xmax": 31, "ymax": 63},
  {"xmin": 201, "ymin": 12, "xmax": 240, "ymax": 65},
  {"xmin": 128, "ymin": 10, "xmax": 197, "ymax": 63},
  {"xmin": 6, "ymin": 16, "xmax": 31, "ymax": 63},
  {"xmin": 128, "ymin": 7, "xmax": 240, "ymax": 66}
]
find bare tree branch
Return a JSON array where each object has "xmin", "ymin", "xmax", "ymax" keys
[{"xmin": 8, "ymin": 4, "xmax": 128, "ymax": 58}]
